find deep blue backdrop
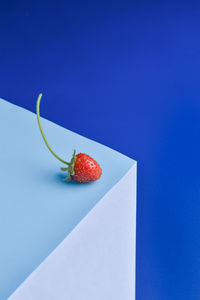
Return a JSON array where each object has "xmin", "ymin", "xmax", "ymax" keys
[{"xmin": 1, "ymin": 1, "xmax": 200, "ymax": 299}]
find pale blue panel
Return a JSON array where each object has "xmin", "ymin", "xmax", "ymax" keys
[{"xmin": 0, "ymin": 99, "xmax": 135, "ymax": 299}]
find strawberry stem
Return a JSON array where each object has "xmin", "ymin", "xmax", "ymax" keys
[{"xmin": 36, "ymin": 93, "xmax": 69, "ymax": 165}]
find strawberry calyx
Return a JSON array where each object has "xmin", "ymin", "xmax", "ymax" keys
[{"xmin": 60, "ymin": 149, "xmax": 77, "ymax": 181}]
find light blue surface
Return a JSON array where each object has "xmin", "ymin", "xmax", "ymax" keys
[{"xmin": 0, "ymin": 99, "xmax": 135, "ymax": 300}]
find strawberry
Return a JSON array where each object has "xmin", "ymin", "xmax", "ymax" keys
[
  {"xmin": 36, "ymin": 94, "xmax": 102, "ymax": 183},
  {"xmin": 61, "ymin": 151, "xmax": 102, "ymax": 183},
  {"xmin": 72, "ymin": 153, "xmax": 101, "ymax": 183}
]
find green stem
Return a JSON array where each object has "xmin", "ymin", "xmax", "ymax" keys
[{"xmin": 36, "ymin": 93, "xmax": 69, "ymax": 165}]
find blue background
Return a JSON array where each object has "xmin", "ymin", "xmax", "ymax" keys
[{"xmin": 1, "ymin": 1, "xmax": 200, "ymax": 299}]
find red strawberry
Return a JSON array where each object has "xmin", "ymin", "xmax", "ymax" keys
[
  {"xmin": 36, "ymin": 94, "xmax": 102, "ymax": 183},
  {"xmin": 60, "ymin": 150, "xmax": 102, "ymax": 182},
  {"xmin": 72, "ymin": 153, "xmax": 102, "ymax": 183}
]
